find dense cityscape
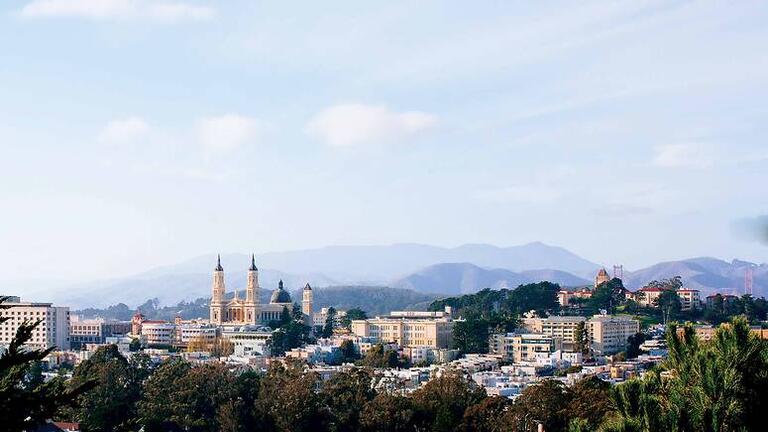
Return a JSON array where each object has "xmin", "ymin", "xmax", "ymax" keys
[
  {"xmin": 2, "ymin": 1, "xmax": 768, "ymax": 431},
  {"xmin": 2, "ymin": 256, "xmax": 767, "ymax": 431}
]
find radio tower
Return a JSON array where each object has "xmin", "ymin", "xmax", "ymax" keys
[
  {"xmin": 745, "ymin": 266, "xmax": 754, "ymax": 296},
  {"xmin": 613, "ymin": 265, "xmax": 624, "ymax": 280}
]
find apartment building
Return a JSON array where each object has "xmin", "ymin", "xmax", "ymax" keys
[
  {"xmin": 490, "ymin": 332, "xmax": 558, "ymax": 363},
  {"xmin": 587, "ymin": 315, "xmax": 639, "ymax": 355},
  {"xmin": 677, "ymin": 289, "xmax": 701, "ymax": 311},
  {"xmin": 350, "ymin": 308, "xmax": 454, "ymax": 349},
  {"xmin": 0, "ymin": 298, "xmax": 70, "ymax": 350}
]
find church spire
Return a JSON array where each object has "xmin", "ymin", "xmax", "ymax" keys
[
  {"xmin": 215, "ymin": 254, "xmax": 223, "ymax": 272},
  {"xmin": 249, "ymin": 254, "xmax": 258, "ymax": 271}
]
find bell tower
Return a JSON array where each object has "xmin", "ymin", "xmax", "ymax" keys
[
  {"xmin": 245, "ymin": 254, "xmax": 260, "ymax": 324},
  {"xmin": 210, "ymin": 255, "xmax": 227, "ymax": 324},
  {"xmin": 302, "ymin": 283, "xmax": 313, "ymax": 319}
]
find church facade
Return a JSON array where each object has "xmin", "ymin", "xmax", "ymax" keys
[{"xmin": 209, "ymin": 255, "xmax": 313, "ymax": 326}]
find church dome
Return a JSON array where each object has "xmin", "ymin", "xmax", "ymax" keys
[{"xmin": 270, "ymin": 280, "xmax": 292, "ymax": 304}]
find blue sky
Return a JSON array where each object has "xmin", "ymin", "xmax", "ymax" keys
[{"xmin": 1, "ymin": 0, "xmax": 766, "ymax": 282}]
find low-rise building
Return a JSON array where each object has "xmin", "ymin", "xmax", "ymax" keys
[
  {"xmin": 350, "ymin": 308, "xmax": 454, "ymax": 349},
  {"xmin": 221, "ymin": 325, "xmax": 272, "ymax": 357},
  {"xmin": 140, "ymin": 320, "xmax": 176, "ymax": 346},
  {"xmin": 677, "ymin": 289, "xmax": 701, "ymax": 311}
]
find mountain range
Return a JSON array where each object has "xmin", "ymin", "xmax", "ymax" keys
[{"xmin": 6, "ymin": 242, "xmax": 765, "ymax": 309}]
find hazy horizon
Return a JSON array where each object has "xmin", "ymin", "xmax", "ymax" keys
[{"xmin": 1, "ymin": 1, "xmax": 767, "ymax": 282}]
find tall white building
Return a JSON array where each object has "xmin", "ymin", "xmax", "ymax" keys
[
  {"xmin": 0, "ymin": 297, "xmax": 70, "ymax": 350},
  {"xmin": 587, "ymin": 314, "xmax": 640, "ymax": 355}
]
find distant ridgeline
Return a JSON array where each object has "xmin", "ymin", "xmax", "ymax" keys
[{"xmin": 75, "ymin": 286, "xmax": 441, "ymax": 321}]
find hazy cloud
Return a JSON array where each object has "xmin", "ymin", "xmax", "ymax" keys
[
  {"xmin": 20, "ymin": 0, "xmax": 215, "ymax": 22},
  {"xmin": 732, "ymin": 215, "xmax": 768, "ymax": 245},
  {"xmin": 306, "ymin": 103, "xmax": 438, "ymax": 147},
  {"xmin": 653, "ymin": 143, "xmax": 715, "ymax": 169},
  {"xmin": 197, "ymin": 114, "xmax": 265, "ymax": 153},
  {"xmin": 98, "ymin": 117, "xmax": 149, "ymax": 144},
  {"xmin": 474, "ymin": 185, "xmax": 561, "ymax": 204}
]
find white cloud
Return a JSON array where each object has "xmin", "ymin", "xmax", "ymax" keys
[
  {"xmin": 306, "ymin": 103, "xmax": 438, "ymax": 147},
  {"xmin": 196, "ymin": 114, "xmax": 264, "ymax": 153},
  {"xmin": 653, "ymin": 143, "xmax": 715, "ymax": 169},
  {"xmin": 474, "ymin": 185, "xmax": 561, "ymax": 204},
  {"xmin": 98, "ymin": 117, "xmax": 149, "ymax": 144},
  {"xmin": 20, "ymin": 0, "xmax": 215, "ymax": 22}
]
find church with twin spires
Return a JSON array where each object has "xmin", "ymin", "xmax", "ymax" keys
[{"xmin": 209, "ymin": 255, "xmax": 313, "ymax": 325}]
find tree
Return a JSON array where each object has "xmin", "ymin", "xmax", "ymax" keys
[
  {"xmin": 0, "ymin": 297, "xmax": 88, "ymax": 432},
  {"xmin": 320, "ymin": 307, "xmax": 337, "ymax": 338},
  {"xmin": 459, "ymin": 396, "xmax": 511, "ymax": 432},
  {"xmin": 342, "ymin": 308, "xmax": 368, "ymax": 329},
  {"xmin": 574, "ymin": 321, "xmax": 590, "ymax": 358},
  {"xmin": 137, "ymin": 357, "xmax": 192, "ymax": 432},
  {"xmin": 360, "ymin": 393, "xmax": 423, "ymax": 432},
  {"xmin": 511, "ymin": 379, "xmax": 572, "ymax": 432},
  {"xmin": 589, "ymin": 278, "xmax": 626, "ymax": 314},
  {"xmin": 320, "ymin": 368, "xmax": 375, "ymax": 432},
  {"xmin": 129, "ymin": 338, "xmax": 141, "ymax": 352},
  {"xmin": 358, "ymin": 344, "xmax": 402, "ymax": 368},
  {"xmin": 65, "ymin": 344, "xmax": 145, "ymax": 432},
  {"xmin": 607, "ymin": 317, "xmax": 768, "ymax": 431},
  {"xmin": 567, "ymin": 377, "xmax": 613, "ymax": 430},
  {"xmin": 452, "ymin": 315, "xmax": 490, "ymax": 354},
  {"xmin": 654, "ymin": 290, "xmax": 681, "ymax": 324},
  {"xmin": 411, "ymin": 369, "xmax": 486, "ymax": 432},
  {"xmin": 339, "ymin": 339, "xmax": 358, "ymax": 363},
  {"xmin": 255, "ymin": 360, "xmax": 327, "ymax": 432},
  {"xmin": 626, "ymin": 333, "xmax": 648, "ymax": 359}
]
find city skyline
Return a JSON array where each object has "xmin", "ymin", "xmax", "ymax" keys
[{"xmin": 1, "ymin": 0, "xmax": 767, "ymax": 282}]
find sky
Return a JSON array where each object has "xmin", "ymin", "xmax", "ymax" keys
[{"xmin": 1, "ymin": 0, "xmax": 767, "ymax": 282}]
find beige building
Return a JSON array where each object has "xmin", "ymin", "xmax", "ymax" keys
[
  {"xmin": 0, "ymin": 298, "xmax": 70, "ymax": 350},
  {"xmin": 587, "ymin": 315, "xmax": 639, "ymax": 355},
  {"xmin": 526, "ymin": 316, "xmax": 586, "ymax": 345},
  {"xmin": 677, "ymin": 289, "xmax": 701, "ymax": 311},
  {"xmin": 490, "ymin": 332, "xmax": 558, "ymax": 363},
  {"xmin": 209, "ymin": 255, "xmax": 312, "ymax": 326},
  {"xmin": 350, "ymin": 309, "xmax": 454, "ymax": 349}
]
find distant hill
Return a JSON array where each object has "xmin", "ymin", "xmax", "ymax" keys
[
  {"xmin": 392, "ymin": 263, "xmax": 590, "ymax": 295},
  {"xmin": 43, "ymin": 268, "xmax": 338, "ymax": 309},
  {"xmin": 290, "ymin": 286, "xmax": 441, "ymax": 316},
  {"xmin": 247, "ymin": 242, "xmax": 600, "ymax": 282},
  {"xmin": 75, "ymin": 285, "xmax": 438, "ymax": 320},
  {"xmin": 624, "ymin": 257, "xmax": 767, "ymax": 297}
]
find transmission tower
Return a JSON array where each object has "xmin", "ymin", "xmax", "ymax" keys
[
  {"xmin": 745, "ymin": 266, "xmax": 754, "ymax": 296},
  {"xmin": 613, "ymin": 265, "xmax": 624, "ymax": 280}
]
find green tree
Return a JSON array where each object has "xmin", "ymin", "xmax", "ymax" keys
[
  {"xmin": 0, "ymin": 297, "xmax": 88, "ymax": 432},
  {"xmin": 512, "ymin": 379, "xmax": 572, "ymax": 432},
  {"xmin": 360, "ymin": 393, "xmax": 423, "ymax": 432},
  {"xmin": 358, "ymin": 344, "xmax": 402, "ymax": 368},
  {"xmin": 129, "ymin": 337, "xmax": 141, "ymax": 352},
  {"xmin": 568, "ymin": 377, "xmax": 614, "ymax": 430},
  {"xmin": 256, "ymin": 360, "xmax": 327, "ymax": 432},
  {"xmin": 459, "ymin": 396, "xmax": 511, "ymax": 432},
  {"xmin": 654, "ymin": 290, "xmax": 681, "ymax": 324},
  {"xmin": 339, "ymin": 339, "xmax": 358, "ymax": 363},
  {"xmin": 320, "ymin": 368, "xmax": 375, "ymax": 432},
  {"xmin": 625, "ymin": 333, "xmax": 648, "ymax": 359},
  {"xmin": 320, "ymin": 307, "xmax": 337, "ymax": 338},
  {"xmin": 65, "ymin": 344, "xmax": 145, "ymax": 432},
  {"xmin": 341, "ymin": 308, "xmax": 368, "ymax": 329},
  {"xmin": 411, "ymin": 368, "xmax": 486, "ymax": 432},
  {"xmin": 452, "ymin": 315, "xmax": 490, "ymax": 354}
]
